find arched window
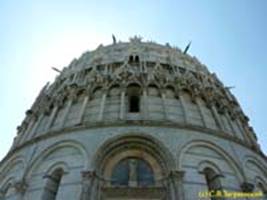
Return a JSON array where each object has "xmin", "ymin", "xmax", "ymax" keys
[
  {"xmin": 126, "ymin": 84, "xmax": 141, "ymax": 113},
  {"xmin": 129, "ymin": 96, "xmax": 140, "ymax": 112},
  {"xmin": 129, "ymin": 55, "xmax": 134, "ymax": 63},
  {"xmin": 135, "ymin": 56, "xmax": 139, "ymax": 63},
  {"xmin": 42, "ymin": 168, "xmax": 64, "ymax": 200},
  {"xmin": 203, "ymin": 167, "xmax": 222, "ymax": 200},
  {"xmin": 111, "ymin": 158, "xmax": 155, "ymax": 187}
]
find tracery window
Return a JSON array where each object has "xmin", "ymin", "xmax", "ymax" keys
[{"xmin": 111, "ymin": 158, "xmax": 155, "ymax": 187}]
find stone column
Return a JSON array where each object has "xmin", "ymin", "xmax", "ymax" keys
[
  {"xmin": 142, "ymin": 89, "xmax": 148, "ymax": 120},
  {"xmin": 59, "ymin": 99, "xmax": 72, "ymax": 128},
  {"xmin": 23, "ymin": 112, "xmax": 37, "ymax": 140},
  {"xmin": 210, "ymin": 105, "xmax": 224, "ymax": 130},
  {"xmin": 161, "ymin": 92, "xmax": 168, "ymax": 120},
  {"xmin": 179, "ymin": 95, "xmax": 189, "ymax": 124},
  {"xmin": 29, "ymin": 114, "xmax": 44, "ymax": 138},
  {"xmin": 224, "ymin": 112, "xmax": 239, "ymax": 138},
  {"xmin": 76, "ymin": 95, "xmax": 89, "ymax": 125},
  {"xmin": 80, "ymin": 171, "xmax": 96, "ymax": 200},
  {"xmin": 196, "ymin": 99, "xmax": 208, "ymax": 127},
  {"xmin": 60, "ymin": 90, "xmax": 76, "ymax": 128},
  {"xmin": 244, "ymin": 126, "xmax": 258, "ymax": 148},
  {"xmin": 236, "ymin": 119, "xmax": 249, "ymax": 140},
  {"xmin": 98, "ymin": 91, "xmax": 107, "ymax": 121},
  {"xmin": 169, "ymin": 170, "xmax": 185, "ymax": 200},
  {"xmin": 120, "ymin": 90, "xmax": 126, "ymax": 120},
  {"xmin": 45, "ymin": 106, "xmax": 58, "ymax": 130}
]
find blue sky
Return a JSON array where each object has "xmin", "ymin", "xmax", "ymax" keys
[{"xmin": 0, "ymin": 0, "xmax": 266, "ymax": 160}]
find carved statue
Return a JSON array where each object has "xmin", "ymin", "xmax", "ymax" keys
[
  {"xmin": 112, "ymin": 34, "xmax": 117, "ymax": 44},
  {"xmin": 128, "ymin": 159, "xmax": 138, "ymax": 186}
]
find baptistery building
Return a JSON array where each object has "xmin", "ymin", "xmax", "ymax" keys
[{"xmin": 0, "ymin": 36, "xmax": 266, "ymax": 200}]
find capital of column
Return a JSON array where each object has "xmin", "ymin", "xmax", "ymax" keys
[
  {"xmin": 13, "ymin": 180, "xmax": 28, "ymax": 194},
  {"xmin": 169, "ymin": 170, "xmax": 185, "ymax": 179},
  {"xmin": 81, "ymin": 170, "xmax": 96, "ymax": 180},
  {"xmin": 241, "ymin": 182, "xmax": 254, "ymax": 192}
]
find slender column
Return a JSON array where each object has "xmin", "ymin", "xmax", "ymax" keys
[
  {"xmin": 244, "ymin": 126, "xmax": 258, "ymax": 147},
  {"xmin": 73, "ymin": 73, "xmax": 79, "ymax": 82},
  {"xmin": 170, "ymin": 170, "xmax": 185, "ymax": 200},
  {"xmin": 45, "ymin": 106, "xmax": 58, "ymax": 130},
  {"xmin": 236, "ymin": 119, "xmax": 246, "ymax": 137},
  {"xmin": 77, "ymin": 95, "xmax": 89, "ymax": 124},
  {"xmin": 80, "ymin": 171, "xmax": 96, "ymax": 200},
  {"xmin": 18, "ymin": 125, "xmax": 31, "ymax": 145},
  {"xmin": 60, "ymin": 88, "xmax": 77, "ymax": 127},
  {"xmin": 210, "ymin": 105, "xmax": 224, "ymax": 130},
  {"xmin": 29, "ymin": 114, "xmax": 44, "ymax": 138},
  {"xmin": 142, "ymin": 90, "xmax": 148, "ymax": 120},
  {"xmin": 59, "ymin": 100, "xmax": 73, "ymax": 128},
  {"xmin": 224, "ymin": 112, "xmax": 238, "ymax": 137},
  {"xmin": 24, "ymin": 119, "xmax": 35, "ymax": 136},
  {"xmin": 98, "ymin": 92, "xmax": 107, "ymax": 121},
  {"xmin": 161, "ymin": 92, "xmax": 168, "ymax": 120},
  {"xmin": 196, "ymin": 99, "xmax": 208, "ymax": 127},
  {"xmin": 179, "ymin": 95, "xmax": 189, "ymax": 124},
  {"xmin": 233, "ymin": 118, "xmax": 252, "ymax": 145},
  {"xmin": 120, "ymin": 91, "xmax": 125, "ymax": 120}
]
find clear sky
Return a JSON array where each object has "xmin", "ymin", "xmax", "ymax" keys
[{"xmin": 0, "ymin": 0, "xmax": 266, "ymax": 160}]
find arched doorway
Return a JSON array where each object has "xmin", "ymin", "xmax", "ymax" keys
[
  {"xmin": 91, "ymin": 135, "xmax": 177, "ymax": 200},
  {"xmin": 101, "ymin": 150, "xmax": 166, "ymax": 200}
]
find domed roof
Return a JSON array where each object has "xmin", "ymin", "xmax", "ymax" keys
[{"xmin": 11, "ymin": 36, "xmax": 262, "ymax": 156}]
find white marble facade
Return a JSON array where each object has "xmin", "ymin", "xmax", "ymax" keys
[{"xmin": 0, "ymin": 36, "xmax": 266, "ymax": 200}]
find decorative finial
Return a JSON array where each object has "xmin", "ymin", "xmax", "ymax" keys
[
  {"xmin": 112, "ymin": 34, "xmax": 116, "ymax": 44},
  {"xmin": 183, "ymin": 41, "xmax": 192, "ymax": 54},
  {"xmin": 130, "ymin": 35, "xmax": 143, "ymax": 43}
]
